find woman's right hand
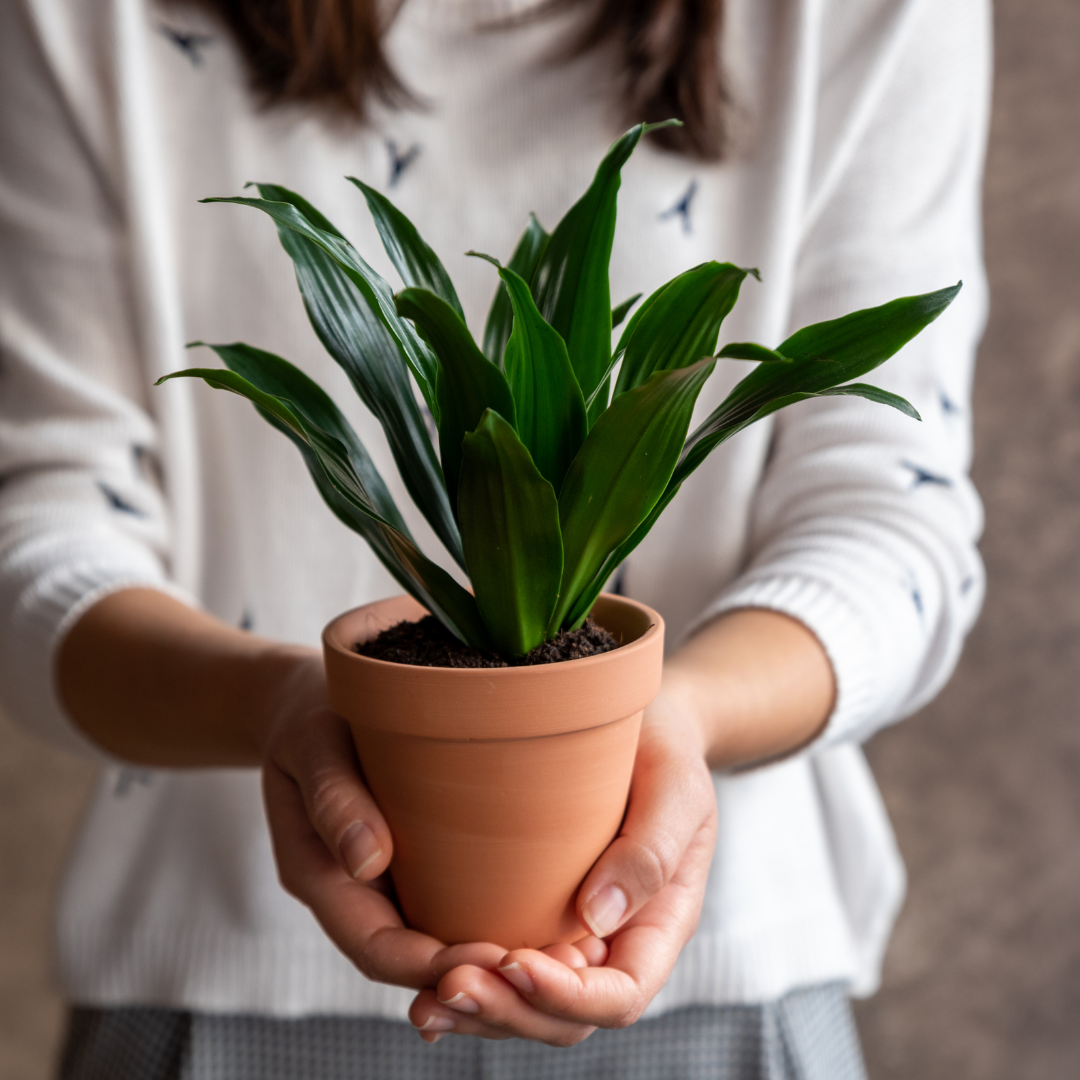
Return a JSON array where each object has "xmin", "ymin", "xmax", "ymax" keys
[{"xmin": 259, "ymin": 649, "xmax": 515, "ymax": 998}]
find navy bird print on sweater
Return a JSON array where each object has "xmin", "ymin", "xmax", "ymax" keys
[
  {"xmin": 659, "ymin": 180, "xmax": 698, "ymax": 235},
  {"xmin": 158, "ymin": 25, "xmax": 213, "ymax": 67}
]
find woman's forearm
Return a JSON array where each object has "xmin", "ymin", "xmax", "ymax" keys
[
  {"xmin": 58, "ymin": 591, "xmax": 833, "ymax": 772},
  {"xmin": 56, "ymin": 587, "xmax": 310, "ymax": 766},
  {"xmin": 661, "ymin": 608, "xmax": 836, "ymax": 771}
]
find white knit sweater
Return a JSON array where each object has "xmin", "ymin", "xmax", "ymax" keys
[{"xmin": 0, "ymin": 0, "xmax": 989, "ymax": 1017}]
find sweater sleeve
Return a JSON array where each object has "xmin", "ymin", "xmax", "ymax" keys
[
  {"xmin": 0, "ymin": 0, "xmax": 191, "ymax": 757},
  {"xmin": 703, "ymin": 0, "xmax": 991, "ymax": 747}
]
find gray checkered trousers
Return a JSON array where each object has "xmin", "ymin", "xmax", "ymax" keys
[{"xmin": 58, "ymin": 981, "xmax": 866, "ymax": 1080}]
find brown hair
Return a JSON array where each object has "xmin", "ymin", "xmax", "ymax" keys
[{"xmin": 200, "ymin": 0, "xmax": 727, "ymax": 160}]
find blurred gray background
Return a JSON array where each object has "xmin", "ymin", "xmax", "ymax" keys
[{"xmin": 2, "ymin": 0, "xmax": 1078, "ymax": 1076}]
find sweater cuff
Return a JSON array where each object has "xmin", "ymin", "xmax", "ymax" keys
[
  {"xmin": 3, "ymin": 559, "xmax": 196, "ymax": 761},
  {"xmin": 687, "ymin": 574, "xmax": 884, "ymax": 747}
]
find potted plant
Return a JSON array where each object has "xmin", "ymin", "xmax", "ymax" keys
[{"xmin": 160, "ymin": 121, "xmax": 957, "ymax": 949}]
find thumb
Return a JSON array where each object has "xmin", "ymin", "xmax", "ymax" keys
[{"xmin": 575, "ymin": 710, "xmax": 716, "ymax": 938}]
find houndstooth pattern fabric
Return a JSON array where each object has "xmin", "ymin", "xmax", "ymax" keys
[{"xmin": 58, "ymin": 983, "xmax": 865, "ymax": 1080}]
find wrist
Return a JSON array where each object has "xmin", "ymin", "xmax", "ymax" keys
[
  {"xmin": 648, "ymin": 673, "xmax": 712, "ymax": 765},
  {"xmin": 660, "ymin": 608, "xmax": 836, "ymax": 771},
  {"xmin": 246, "ymin": 642, "xmax": 324, "ymax": 761}
]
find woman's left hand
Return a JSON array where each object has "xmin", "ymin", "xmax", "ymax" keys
[{"xmin": 407, "ymin": 689, "xmax": 718, "ymax": 1045}]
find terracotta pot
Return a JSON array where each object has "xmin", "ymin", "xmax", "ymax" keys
[{"xmin": 322, "ymin": 593, "xmax": 664, "ymax": 950}]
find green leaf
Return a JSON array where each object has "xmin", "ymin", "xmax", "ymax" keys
[
  {"xmin": 203, "ymin": 193, "xmax": 441, "ymax": 418},
  {"xmin": 586, "ymin": 375, "xmax": 611, "ymax": 429},
  {"xmin": 157, "ymin": 350, "xmax": 489, "ymax": 647},
  {"xmin": 820, "ymin": 383, "xmax": 921, "ymax": 418},
  {"xmin": 496, "ymin": 265, "xmax": 588, "ymax": 491},
  {"xmin": 611, "ymin": 293, "xmax": 643, "ymax": 330},
  {"xmin": 187, "ymin": 340, "xmax": 407, "ymax": 533},
  {"xmin": 347, "ymin": 177, "xmax": 465, "ymax": 320},
  {"xmin": 571, "ymin": 286, "xmax": 954, "ymax": 613},
  {"xmin": 676, "ymin": 283, "xmax": 959, "ymax": 485},
  {"xmin": 252, "ymin": 184, "xmax": 463, "ymax": 570},
  {"xmin": 395, "ymin": 287, "xmax": 517, "ymax": 519},
  {"xmin": 551, "ymin": 357, "xmax": 716, "ymax": 632},
  {"xmin": 614, "ymin": 262, "xmax": 753, "ymax": 395},
  {"xmin": 717, "ymin": 342, "xmax": 792, "ymax": 363},
  {"xmin": 532, "ymin": 123, "xmax": 651, "ymax": 401},
  {"xmin": 745, "ymin": 383, "xmax": 922, "ymax": 423},
  {"xmin": 481, "ymin": 214, "xmax": 550, "ymax": 366},
  {"xmin": 458, "ymin": 410, "xmax": 563, "ymax": 656}
]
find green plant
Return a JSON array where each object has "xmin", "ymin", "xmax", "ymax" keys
[{"xmin": 160, "ymin": 122, "xmax": 959, "ymax": 659}]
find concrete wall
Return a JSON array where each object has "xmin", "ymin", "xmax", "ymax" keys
[{"xmin": 2, "ymin": 0, "xmax": 1078, "ymax": 1075}]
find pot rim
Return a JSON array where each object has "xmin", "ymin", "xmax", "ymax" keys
[
  {"xmin": 323, "ymin": 592, "xmax": 662, "ymax": 679},
  {"xmin": 322, "ymin": 593, "xmax": 665, "ymax": 740}
]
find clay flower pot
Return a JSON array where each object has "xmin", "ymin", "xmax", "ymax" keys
[{"xmin": 322, "ymin": 592, "xmax": 664, "ymax": 950}]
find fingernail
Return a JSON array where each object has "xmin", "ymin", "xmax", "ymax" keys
[
  {"xmin": 421, "ymin": 1031, "xmax": 447, "ymax": 1044},
  {"xmin": 498, "ymin": 961, "xmax": 535, "ymax": 995},
  {"xmin": 582, "ymin": 884, "xmax": 628, "ymax": 938},
  {"xmin": 339, "ymin": 821, "xmax": 381, "ymax": 879},
  {"xmin": 437, "ymin": 992, "xmax": 480, "ymax": 1014},
  {"xmin": 414, "ymin": 1015, "xmax": 455, "ymax": 1032}
]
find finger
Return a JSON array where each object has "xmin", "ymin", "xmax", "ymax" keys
[
  {"xmin": 497, "ymin": 818, "xmax": 718, "ymax": 1028},
  {"xmin": 539, "ymin": 943, "xmax": 590, "ymax": 970},
  {"xmin": 572, "ymin": 936, "xmax": 609, "ymax": 967},
  {"xmin": 537, "ymin": 936, "xmax": 608, "ymax": 970},
  {"xmin": 266, "ymin": 760, "xmax": 512, "ymax": 990},
  {"xmin": 408, "ymin": 970, "xmax": 596, "ymax": 1047},
  {"xmin": 263, "ymin": 761, "xmax": 435, "ymax": 986},
  {"xmin": 575, "ymin": 713, "xmax": 716, "ymax": 939},
  {"xmin": 270, "ymin": 709, "xmax": 392, "ymax": 881}
]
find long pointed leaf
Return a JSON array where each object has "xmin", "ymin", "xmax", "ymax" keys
[
  {"xmin": 677, "ymin": 283, "xmax": 958, "ymax": 484},
  {"xmin": 573, "ymin": 383, "xmax": 923, "ymax": 627},
  {"xmin": 482, "ymin": 214, "xmax": 550, "ymax": 366},
  {"xmin": 551, "ymin": 357, "xmax": 716, "ymax": 632},
  {"xmin": 614, "ymin": 262, "xmax": 754, "ymax": 395},
  {"xmin": 203, "ymin": 193, "xmax": 441, "ymax": 417},
  {"xmin": 532, "ymin": 123, "xmax": 659, "ymax": 400},
  {"xmin": 745, "ymin": 383, "xmax": 922, "ymax": 424},
  {"xmin": 190, "ymin": 341, "xmax": 408, "ymax": 533},
  {"xmin": 570, "ymin": 287, "xmax": 955, "ymax": 613},
  {"xmin": 347, "ymin": 177, "xmax": 465, "ymax": 319},
  {"xmin": 458, "ymin": 410, "xmax": 563, "ymax": 656},
  {"xmin": 252, "ymin": 184, "xmax": 464, "ymax": 569},
  {"xmin": 496, "ymin": 265, "xmax": 587, "ymax": 491},
  {"xmin": 717, "ymin": 342, "xmax": 792, "ymax": 363},
  {"xmin": 157, "ymin": 356, "xmax": 488, "ymax": 647},
  {"xmin": 395, "ymin": 287, "xmax": 517, "ymax": 519}
]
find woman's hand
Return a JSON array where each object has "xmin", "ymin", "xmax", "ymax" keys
[
  {"xmin": 260, "ymin": 649, "xmax": 508, "ymax": 991},
  {"xmin": 406, "ymin": 688, "xmax": 718, "ymax": 1045},
  {"xmin": 403, "ymin": 608, "xmax": 835, "ymax": 1046}
]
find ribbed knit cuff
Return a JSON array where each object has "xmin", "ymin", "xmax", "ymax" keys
[
  {"xmin": 2, "ymin": 558, "xmax": 196, "ymax": 761},
  {"xmin": 687, "ymin": 573, "xmax": 885, "ymax": 748}
]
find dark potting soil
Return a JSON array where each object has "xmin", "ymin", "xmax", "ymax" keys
[{"xmin": 355, "ymin": 615, "xmax": 620, "ymax": 668}]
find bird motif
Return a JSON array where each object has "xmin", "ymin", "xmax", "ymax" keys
[
  {"xmin": 158, "ymin": 25, "xmax": 213, "ymax": 67},
  {"xmin": 386, "ymin": 139, "xmax": 422, "ymax": 188},
  {"xmin": 659, "ymin": 180, "xmax": 698, "ymax": 235},
  {"xmin": 97, "ymin": 481, "xmax": 145, "ymax": 517},
  {"xmin": 900, "ymin": 460, "xmax": 952, "ymax": 489},
  {"xmin": 939, "ymin": 388, "xmax": 962, "ymax": 416},
  {"xmin": 903, "ymin": 568, "xmax": 924, "ymax": 619}
]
